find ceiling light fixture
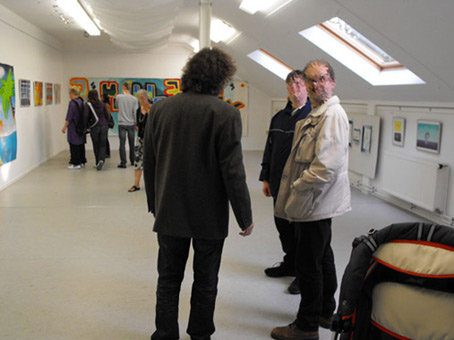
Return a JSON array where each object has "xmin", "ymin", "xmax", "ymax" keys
[
  {"xmin": 57, "ymin": 0, "xmax": 100, "ymax": 36},
  {"xmin": 239, "ymin": 0, "xmax": 293, "ymax": 16},
  {"xmin": 210, "ymin": 19, "xmax": 238, "ymax": 43}
]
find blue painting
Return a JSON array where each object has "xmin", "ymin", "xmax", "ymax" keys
[
  {"xmin": 0, "ymin": 62, "xmax": 17, "ymax": 166},
  {"xmin": 416, "ymin": 120, "xmax": 441, "ymax": 154}
]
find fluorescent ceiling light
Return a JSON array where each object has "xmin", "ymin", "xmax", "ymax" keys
[
  {"xmin": 247, "ymin": 49, "xmax": 292, "ymax": 80},
  {"xmin": 239, "ymin": 0, "xmax": 293, "ymax": 16},
  {"xmin": 298, "ymin": 18, "xmax": 425, "ymax": 86},
  {"xmin": 57, "ymin": 0, "xmax": 100, "ymax": 36},
  {"xmin": 211, "ymin": 19, "xmax": 238, "ymax": 43}
]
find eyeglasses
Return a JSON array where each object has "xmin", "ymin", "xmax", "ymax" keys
[{"xmin": 304, "ymin": 74, "xmax": 331, "ymax": 84}]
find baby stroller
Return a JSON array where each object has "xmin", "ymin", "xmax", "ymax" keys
[{"xmin": 331, "ymin": 222, "xmax": 454, "ymax": 340}]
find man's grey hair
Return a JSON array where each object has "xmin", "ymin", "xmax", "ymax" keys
[{"xmin": 136, "ymin": 89, "xmax": 150, "ymax": 99}]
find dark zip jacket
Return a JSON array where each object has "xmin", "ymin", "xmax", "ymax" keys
[{"xmin": 259, "ymin": 99, "xmax": 311, "ymax": 197}]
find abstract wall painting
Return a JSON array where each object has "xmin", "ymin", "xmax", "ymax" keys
[
  {"xmin": 34, "ymin": 81, "xmax": 43, "ymax": 106},
  {"xmin": 0, "ymin": 62, "xmax": 17, "ymax": 166},
  {"xmin": 19, "ymin": 79, "xmax": 31, "ymax": 107},
  {"xmin": 45, "ymin": 82, "xmax": 53, "ymax": 105}
]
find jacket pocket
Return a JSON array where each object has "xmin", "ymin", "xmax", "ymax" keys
[
  {"xmin": 284, "ymin": 187, "xmax": 314, "ymax": 220},
  {"xmin": 295, "ymin": 130, "xmax": 316, "ymax": 163}
]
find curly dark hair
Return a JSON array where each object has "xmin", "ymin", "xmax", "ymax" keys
[{"xmin": 181, "ymin": 47, "xmax": 237, "ymax": 95}]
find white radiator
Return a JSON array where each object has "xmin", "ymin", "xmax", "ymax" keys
[{"xmin": 381, "ymin": 153, "xmax": 450, "ymax": 212}]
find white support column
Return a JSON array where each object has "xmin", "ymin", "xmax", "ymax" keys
[{"xmin": 199, "ymin": 0, "xmax": 212, "ymax": 49}]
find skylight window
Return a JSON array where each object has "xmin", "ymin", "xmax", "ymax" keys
[
  {"xmin": 299, "ymin": 17, "xmax": 425, "ymax": 86},
  {"xmin": 247, "ymin": 49, "xmax": 293, "ymax": 80}
]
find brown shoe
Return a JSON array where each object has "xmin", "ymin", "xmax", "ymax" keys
[{"xmin": 271, "ymin": 323, "xmax": 319, "ymax": 340}]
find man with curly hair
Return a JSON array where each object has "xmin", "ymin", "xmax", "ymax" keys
[{"xmin": 144, "ymin": 47, "xmax": 254, "ymax": 340}]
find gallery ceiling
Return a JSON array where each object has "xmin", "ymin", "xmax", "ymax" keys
[{"xmin": 2, "ymin": 0, "xmax": 454, "ymax": 103}]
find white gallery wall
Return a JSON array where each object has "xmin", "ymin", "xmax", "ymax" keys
[
  {"xmin": 0, "ymin": 4, "xmax": 66, "ymax": 191},
  {"xmin": 344, "ymin": 100, "xmax": 454, "ymax": 225}
]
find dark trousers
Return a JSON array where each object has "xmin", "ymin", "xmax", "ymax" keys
[
  {"xmin": 274, "ymin": 198, "xmax": 296, "ymax": 269},
  {"xmin": 118, "ymin": 125, "xmax": 135, "ymax": 166},
  {"xmin": 69, "ymin": 143, "xmax": 86, "ymax": 165},
  {"xmin": 294, "ymin": 219, "xmax": 337, "ymax": 331},
  {"xmin": 152, "ymin": 233, "xmax": 225, "ymax": 340},
  {"xmin": 90, "ymin": 125, "xmax": 109, "ymax": 164}
]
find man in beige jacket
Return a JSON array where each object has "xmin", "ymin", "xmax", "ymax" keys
[{"xmin": 272, "ymin": 60, "xmax": 351, "ymax": 340}]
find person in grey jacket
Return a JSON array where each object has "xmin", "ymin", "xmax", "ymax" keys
[
  {"xmin": 143, "ymin": 47, "xmax": 254, "ymax": 340},
  {"xmin": 272, "ymin": 60, "xmax": 351, "ymax": 340}
]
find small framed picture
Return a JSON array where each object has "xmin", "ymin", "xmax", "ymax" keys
[
  {"xmin": 416, "ymin": 120, "xmax": 442, "ymax": 154},
  {"xmin": 19, "ymin": 79, "xmax": 31, "ymax": 107},
  {"xmin": 392, "ymin": 117, "xmax": 405, "ymax": 146},
  {"xmin": 348, "ymin": 120, "xmax": 353, "ymax": 147},
  {"xmin": 361, "ymin": 125, "xmax": 372, "ymax": 153},
  {"xmin": 353, "ymin": 128, "xmax": 361, "ymax": 142}
]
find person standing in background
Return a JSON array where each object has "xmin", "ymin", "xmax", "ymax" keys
[
  {"xmin": 86, "ymin": 89, "xmax": 109, "ymax": 171},
  {"xmin": 260, "ymin": 70, "xmax": 311, "ymax": 295},
  {"xmin": 116, "ymin": 82, "xmax": 138, "ymax": 168},
  {"xmin": 144, "ymin": 47, "xmax": 254, "ymax": 340},
  {"xmin": 128, "ymin": 89, "xmax": 151, "ymax": 192},
  {"xmin": 272, "ymin": 60, "xmax": 351, "ymax": 340},
  {"xmin": 102, "ymin": 93, "xmax": 112, "ymax": 159},
  {"xmin": 61, "ymin": 86, "xmax": 86, "ymax": 169}
]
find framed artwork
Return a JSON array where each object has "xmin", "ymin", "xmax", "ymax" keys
[
  {"xmin": 54, "ymin": 83, "xmax": 61, "ymax": 104},
  {"xmin": 353, "ymin": 128, "xmax": 361, "ymax": 142},
  {"xmin": 361, "ymin": 125, "xmax": 372, "ymax": 153},
  {"xmin": 348, "ymin": 120, "xmax": 353, "ymax": 147},
  {"xmin": 19, "ymin": 79, "xmax": 31, "ymax": 107},
  {"xmin": 392, "ymin": 117, "xmax": 405, "ymax": 146},
  {"xmin": 0, "ymin": 62, "xmax": 17, "ymax": 166},
  {"xmin": 45, "ymin": 82, "xmax": 53, "ymax": 105},
  {"xmin": 416, "ymin": 120, "xmax": 441, "ymax": 154},
  {"xmin": 34, "ymin": 81, "xmax": 43, "ymax": 106}
]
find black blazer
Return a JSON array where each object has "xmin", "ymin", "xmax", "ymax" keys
[{"xmin": 143, "ymin": 92, "xmax": 253, "ymax": 240}]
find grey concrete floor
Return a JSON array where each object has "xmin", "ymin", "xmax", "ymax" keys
[{"xmin": 0, "ymin": 150, "xmax": 423, "ymax": 340}]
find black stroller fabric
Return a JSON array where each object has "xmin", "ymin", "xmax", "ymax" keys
[{"xmin": 331, "ymin": 222, "xmax": 454, "ymax": 340}]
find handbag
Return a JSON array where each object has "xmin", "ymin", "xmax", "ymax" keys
[
  {"xmin": 107, "ymin": 113, "xmax": 115, "ymax": 129},
  {"xmin": 87, "ymin": 102, "xmax": 99, "ymax": 128}
]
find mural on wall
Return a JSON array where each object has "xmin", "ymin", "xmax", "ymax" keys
[
  {"xmin": 0, "ymin": 62, "xmax": 17, "ymax": 166},
  {"xmin": 19, "ymin": 79, "xmax": 31, "ymax": 107},
  {"xmin": 34, "ymin": 81, "xmax": 43, "ymax": 106},
  {"xmin": 45, "ymin": 83, "xmax": 53, "ymax": 105},
  {"xmin": 69, "ymin": 77, "xmax": 248, "ymax": 136}
]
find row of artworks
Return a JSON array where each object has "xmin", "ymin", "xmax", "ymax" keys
[{"xmin": 69, "ymin": 77, "xmax": 249, "ymax": 136}]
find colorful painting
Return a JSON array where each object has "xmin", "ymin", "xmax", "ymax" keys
[
  {"xmin": 416, "ymin": 120, "xmax": 441, "ymax": 154},
  {"xmin": 19, "ymin": 79, "xmax": 31, "ymax": 107},
  {"xmin": 69, "ymin": 77, "xmax": 249, "ymax": 136},
  {"xmin": 45, "ymin": 82, "xmax": 53, "ymax": 105},
  {"xmin": 0, "ymin": 62, "xmax": 17, "ymax": 166},
  {"xmin": 221, "ymin": 81, "xmax": 248, "ymax": 136},
  {"xmin": 54, "ymin": 83, "xmax": 61, "ymax": 104},
  {"xmin": 34, "ymin": 81, "xmax": 43, "ymax": 106}
]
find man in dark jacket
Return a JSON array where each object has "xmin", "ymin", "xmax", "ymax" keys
[
  {"xmin": 143, "ymin": 47, "xmax": 254, "ymax": 340},
  {"xmin": 259, "ymin": 70, "xmax": 311, "ymax": 294}
]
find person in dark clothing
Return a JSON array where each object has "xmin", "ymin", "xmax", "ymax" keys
[
  {"xmin": 259, "ymin": 70, "xmax": 311, "ymax": 294},
  {"xmin": 62, "ymin": 86, "xmax": 86, "ymax": 169},
  {"xmin": 85, "ymin": 89, "xmax": 109, "ymax": 171},
  {"xmin": 102, "ymin": 93, "xmax": 112, "ymax": 158},
  {"xmin": 143, "ymin": 47, "xmax": 254, "ymax": 340}
]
